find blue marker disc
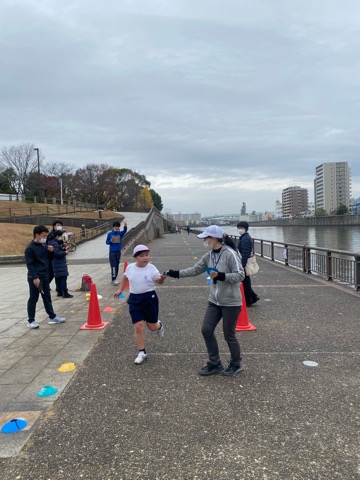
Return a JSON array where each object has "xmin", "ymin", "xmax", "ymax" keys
[
  {"xmin": 118, "ymin": 293, "xmax": 125, "ymax": 298},
  {"xmin": 37, "ymin": 385, "xmax": 58, "ymax": 397},
  {"xmin": 1, "ymin": 418, "xmax": 28, "ymax": 434}
]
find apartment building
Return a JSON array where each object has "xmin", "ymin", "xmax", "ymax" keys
[
  {"xmin": 282, "ymin": 186, "xmax": 308, "ymax": 218},
  {"xmin": 314, "ymin": 162, "xmax": 351, "ymax": 214}
]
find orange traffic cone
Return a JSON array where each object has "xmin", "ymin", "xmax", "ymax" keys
[
  {"xmin": 80, "ymin": 283, "xmax": 110, "ymax": 330},
  {"xmin": 123, "ymin": 261, "xmax": 130, "ymax": 290},
  {"xmin": 236, "ymin": 283, "xmax": 256, "ymax": 331}
]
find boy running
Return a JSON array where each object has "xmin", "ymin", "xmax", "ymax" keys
[{"xmin": 113, "ymin": 244, "xmax": 166, "ymax": 364}]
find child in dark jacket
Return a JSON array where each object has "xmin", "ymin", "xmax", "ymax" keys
[
  {"xmin": 49, "ymin": 230, "xmax": 73, "ymax": 298},
  {"xmin": 25, "ymin": 225, "xmax": 66, "ymax": 329}
]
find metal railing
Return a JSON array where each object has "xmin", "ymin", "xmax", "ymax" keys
[{"xmin": 248, "ymin": 237, "xmax": 360, "ymax": 291}]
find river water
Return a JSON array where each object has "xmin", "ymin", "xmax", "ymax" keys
[{"xmin": 222, "ymin": 225, "xmax": 360, "ymax": 253}]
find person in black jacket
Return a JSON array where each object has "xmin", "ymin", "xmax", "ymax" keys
[
  {"xmin": 237, "ymin": 221, "xmax": 260, "ymax": 307},
  {"xmin": 25, "ymin": 225, "xmax": 66, "ymax": 329},
  {"xmin": 49, "ymin": 230, "xmax": 73, "ymax": 298},
  {"xmin": 46, "ymin": 219, "xmax": 64, "ymax": 286}
]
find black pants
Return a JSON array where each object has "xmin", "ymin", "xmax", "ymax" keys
[
  {"xmin": 27, "ymin": 277, "xmax": 55, "ymax": 323},
  {"xmin": 55, "ymin": 276, "xmax": 68, "ymax": 295},
  {"xmin": 243, "ymin": 275, "xmax": 258, "ymax": 306},
  {"xmin": 109, "ymin": 251, "xmax": 121, "ymax": 281},
  {"xmin": 201, "ymin": 302, "xmax": 241, "ymax": 367}
]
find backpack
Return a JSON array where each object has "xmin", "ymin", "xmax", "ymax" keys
[{"xmin": 80, "ymin": 274, "xmax": 93, "ymax": 291}]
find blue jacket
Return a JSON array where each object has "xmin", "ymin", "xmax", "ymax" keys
[
  {"xmin": 106, "ymin": 227, "xmax": 127, "ymax": 252},
  {"xmin": 237, "ymin": 232, "xmax": 253, "ymax": 268},
  {"xmin": 50, "ymin": 239, "xmax": 69, "ymax": 277}
]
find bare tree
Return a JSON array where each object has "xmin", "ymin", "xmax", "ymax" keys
[
  {"xmin": 44, "ymin": 161, "xmax": 75, "ymax": 178},
  {"xmin": 0, "ymin": 143, "xmax": 42, "ymax": 196}
]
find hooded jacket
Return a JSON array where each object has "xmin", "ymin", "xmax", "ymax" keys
[{"xmin": 179, "ymin": 245, "xmax": 245, "ymax": 306}]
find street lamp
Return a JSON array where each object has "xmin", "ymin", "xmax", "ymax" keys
[
  {"xmin": 59, "ymin": 178, "xmax": 63, "ymax": 206},
  {"xmin": 34, "ymin": 148, "xmax": 40, "ymax": 202}
]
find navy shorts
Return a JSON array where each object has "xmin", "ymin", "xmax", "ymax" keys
[{"xmin": 127, "ymin": 291, "xmax": 159, "ymax": 324}]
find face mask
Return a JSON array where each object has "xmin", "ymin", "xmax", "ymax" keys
[
  {"xmin": 203, "ymin": 240, "xmax": 211, "ymax": 249},
  {"xmin": 238, "ymin": 228, "xmax": 245, "ymax": 235},
  {"xmin": 40, "ymin": 238, "xmax": 47, "ymax": 244},
  {"xmin": 56, "ymin": 226, "xmax": 63, "ymax": 230}
]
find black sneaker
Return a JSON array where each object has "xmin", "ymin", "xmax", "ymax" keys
[
  {"xmin": 199, "ymin": 362, "xmax": 224, "ymax": 376},
  {"xmin": 252, "ymin": 295, "xmax": 260, "ymax": 305},
  {"xmin": 62, "ymin": 293, "xmax": 74, "ymax": 298},
  {"xmin": 223, "ymin": 363, "xmax": 242, "ymax": 376}
]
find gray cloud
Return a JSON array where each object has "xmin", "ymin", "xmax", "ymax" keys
[{"xmin": 1, "ymin": 0, "xmax": 359, "ymax": 215}]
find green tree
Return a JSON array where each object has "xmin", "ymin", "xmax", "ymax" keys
[
  {"xmin": 0, "ymin": 167, "xmax": 17, "ymax": 194},
  {"xmin": 150, "ymin": 189, "xmax": 163, "ymax": 211},
  {"xmin": 336, "ymin": 204, "xmax": 348, "ymax": 215},
  {"xmin": 315, "ymin": 208, "xmax": 327, "ymax": 216}
]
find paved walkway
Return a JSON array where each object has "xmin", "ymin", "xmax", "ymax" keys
[
  {"xmin": 0, "ymin": 212, "xmax": 148, "ymax": 457},
  {"xmin": 0, "ymin": 227, "xmax": 360, "ymax": 479}
]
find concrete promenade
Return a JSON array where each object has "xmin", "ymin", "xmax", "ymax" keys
[{"xmin": 0, "ymin": 226, "xmax": 360, "ymax": 479}]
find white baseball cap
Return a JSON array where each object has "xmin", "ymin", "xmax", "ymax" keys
[
  {"xmin": 133, "ymin": 244, "xmax": 150, "ymax": 256},
  {"xmin": 196, "ymin": 225, "xmax": 224, "ymax": 239}
]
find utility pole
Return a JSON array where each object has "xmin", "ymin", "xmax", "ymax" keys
[
  {"xmin": 34, "ymin": 148, "xmax": 40, "ymax": 202},
  {"xmin": 59, "ymin": 178, "xmax": 63, "ymax": 205}
]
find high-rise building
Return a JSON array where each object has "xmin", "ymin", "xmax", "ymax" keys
[
  {"xmin": 282, "ymin": 186, "xmax": 308, "ymax": 218},
  {"xmin": 240, "ymin": 202, "xmax": 246, "ymax": 215},
  {"xmin": 314, "ymin": 162, "xmax": 352, "ymax": 214}
]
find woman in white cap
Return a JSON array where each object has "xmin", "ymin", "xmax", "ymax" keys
[
  {"xmin": 113, "ymin": 244, "xmax": 166, "ymax": 365},
  {"xmin": 166, "ymin": 225, "xmax": 245, "ymax": 376}
]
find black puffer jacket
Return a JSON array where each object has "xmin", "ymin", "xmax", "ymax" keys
[
  {"xmin": 50, "ymin": 239, "xmax": 69, "ymax": 277},
  {"xmin": 237, "ymin": 232, "xmax": 253, "ymax": 268}
]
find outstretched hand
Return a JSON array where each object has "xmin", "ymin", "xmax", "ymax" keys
[{"xmin": 166, "ymin": 270, "xmax": 180, "ymax": 279}]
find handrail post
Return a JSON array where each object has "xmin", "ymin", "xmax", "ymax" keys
[
  {"xmin": 355, "ymin": 254, "xmax": 360, "ymax": 290},
  {"xmin": 271, "ymin": 242, "xmax": 274, "ymax": 261},
  {"xmin": 283, "ymin": 245, "xmax": 288, "ymax": 266},
  {"xmin": 304, "ymin": 245, "xmax": 311, "ymax": 273},
  {"xmin": 326, "ymin": 250, "xmax": 333, "ymax": 281},
  {"xmin": 260, "ymin": 240, "xmax": 264, "ymax": 257}
]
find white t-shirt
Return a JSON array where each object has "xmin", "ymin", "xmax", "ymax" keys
[{"xmin": 125, "ymin": 263, "xmax": 161, "ymax": 294}]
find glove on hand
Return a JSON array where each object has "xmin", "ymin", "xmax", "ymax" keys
[
  {"xmin": 166, "ymin": 269, "xmax": 180, "ymax": 279},
  {"xmin": 212, "ymin": 272, "xmax": 225, "ymax": 283}
]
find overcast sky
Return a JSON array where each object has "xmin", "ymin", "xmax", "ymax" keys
[{"xmin": 1, "ymin": 0, "xmax": 359, "ymax": 216}]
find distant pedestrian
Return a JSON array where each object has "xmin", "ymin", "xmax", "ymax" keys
[
  {"xmin": 113, "ymin": 244, "xmax": 166, "ymax": 365},
  {"xmin": 166, "ymin": 225, "xmax": 245, "ymax": 376},
  {"xmin": 25, "ymin": 225, "xmax": 66, "ymax": 329},
  {"xmin": 186, "ymin": 225, "xmax": 190, "ymax": 235},
  {"xmin": 49, "ymin": 230, "xmax": 73, "ymax": 298},
  {"xmin": 106, "ymin": 220, "xmax": 127, "ymax": 285},
  {"xmin": 237, "ymin": 221, "xmax": 260, "ymax": 307}
]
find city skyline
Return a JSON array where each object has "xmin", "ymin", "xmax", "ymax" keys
[{"xmin": 1, "ymin": 0, "xmax": 360, "ymax": 216}]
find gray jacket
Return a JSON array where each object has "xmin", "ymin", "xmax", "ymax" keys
[{"xmin": 179, "ymin": 246, "xmax": 245, "ymax": 306}]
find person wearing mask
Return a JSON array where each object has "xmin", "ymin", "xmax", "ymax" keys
[
  {"xmin": 46, "ymin": 219, "xmax": 64, "ymax": 286},
  {"xmin": 49, "ymin": 230, "xmax": 73, "ymax": 298},
  {"xmin": 237, "ymin": 221, "xmax": 260, "ymax": 307},
  {"xmin": 106, "ymin": 220, "xmax": 127, "ymax": 285},
  {"xmin": 166, "ymin": 225, "xmax": 245, "ymax": 377},
  {"xmin": 25, "ymin": 225, "xmax": 66, "ymax": 329}
]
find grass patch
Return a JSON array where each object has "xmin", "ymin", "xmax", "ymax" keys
[{"xmin": 0, "ymin": 203, "xmax": 125, "ymax": 255}]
